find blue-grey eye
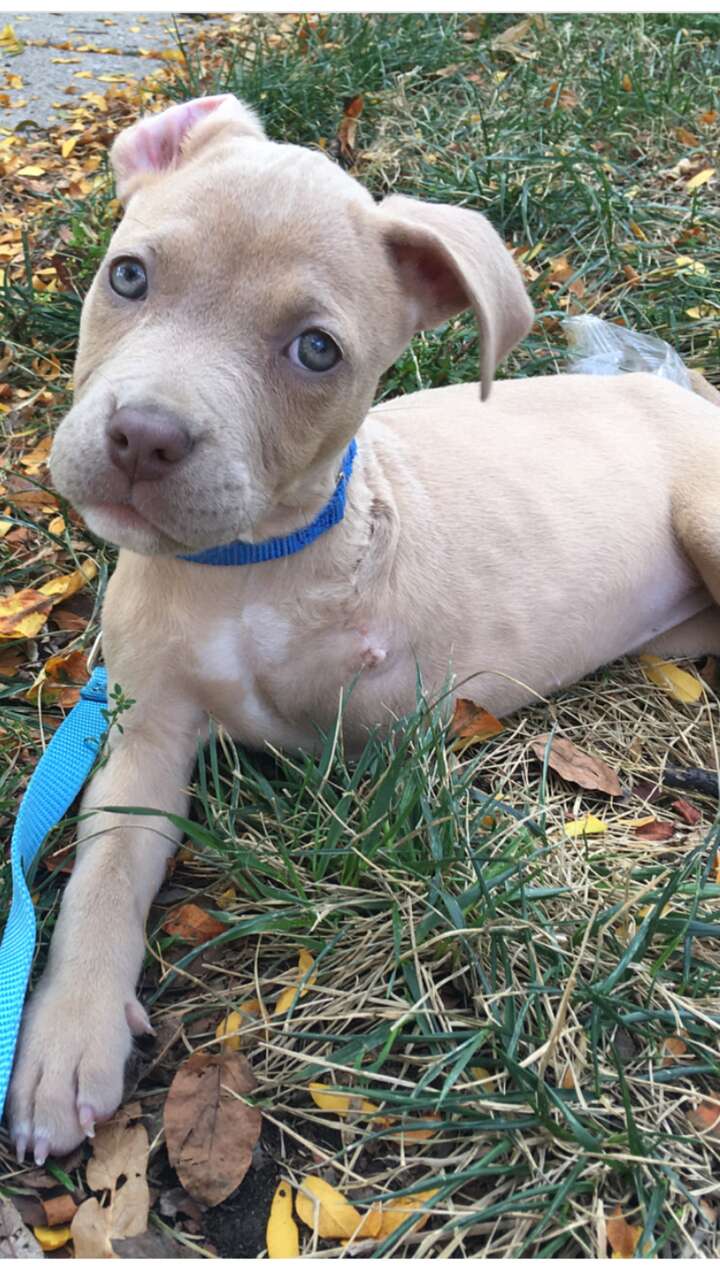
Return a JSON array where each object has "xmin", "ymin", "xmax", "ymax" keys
[
  {"xmin": 109, "ymin": 257, "xmax": 148, "ymax": 300},
  {"xmin": 289, "ymin": 329, "xmax": 342, "ymax": 373}
]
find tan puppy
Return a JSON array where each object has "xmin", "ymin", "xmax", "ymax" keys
[{"xmin": 8, "ymin": 95, "xmax": 720, "ymax": 1159}]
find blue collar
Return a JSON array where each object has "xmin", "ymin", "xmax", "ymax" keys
[{"xmin": 180, "ymin": 438, "xmax": 357, "ymax": 567}]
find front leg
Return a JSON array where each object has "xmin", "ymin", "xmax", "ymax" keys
[{"xmin": 7, "ymin": 684, "xmax": 205, "ymax": 1161}]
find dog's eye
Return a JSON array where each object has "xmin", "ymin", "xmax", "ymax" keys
[
  {"xmin": 109, "ymin": 257, "xmax": 148, "ymax": 301},
  {"xmin": 288, "ymin": 329, "xmax": 342, "ymax": 373}
]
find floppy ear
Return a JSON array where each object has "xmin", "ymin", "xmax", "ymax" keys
[
  {"xmin": 378, "ymin": 194, "xmax": 533, "ymax": 400},
  {"xmin": 110, "ymin": 94, "xmax": 266, "ymax": 205}
]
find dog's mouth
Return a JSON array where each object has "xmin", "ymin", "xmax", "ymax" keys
[{"xmin": 81, "ymin": 498, "xmax": 186, "ymax": 554}]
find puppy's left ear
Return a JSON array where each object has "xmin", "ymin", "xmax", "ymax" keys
[
  {"xmin": 378, "ymin": 194, "xmax": 533, "ymax": 400},
  {"xmin": 110, "ymin": 94, "xmax": 266, "ymax": 205}
]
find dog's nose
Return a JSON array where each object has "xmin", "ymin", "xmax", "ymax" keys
[{"xmin": 107, "ymin": 407, "xmax": 193, "ymax": 482}]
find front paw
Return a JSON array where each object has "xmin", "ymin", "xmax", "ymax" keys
[{"xmin": 7, "ymin": 977, "xmax": 151, "ymax": 1162}]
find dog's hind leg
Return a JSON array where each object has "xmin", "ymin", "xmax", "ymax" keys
[{"xmin": 643, "ymin": 605, "xmax": 720, "ymax": 659}]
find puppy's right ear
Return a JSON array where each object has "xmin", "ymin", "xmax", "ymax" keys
[{"xmin": 110, "ymin": 94, "xmax": 266, "ymax": 205}]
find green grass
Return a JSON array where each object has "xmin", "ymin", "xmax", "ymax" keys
[{"xmin": 1, "ymin": 12, "xmax": 720, "ymax": 1259}]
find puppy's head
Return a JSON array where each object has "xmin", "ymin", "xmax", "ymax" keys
[{"xmin": 51, "ymin": 94, "xmax": 533, "ymax": 555}]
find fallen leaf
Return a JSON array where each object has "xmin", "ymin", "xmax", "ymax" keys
[
  {"xmin": 445, "ymin": 701, "xmax": 502, "ymax": 747},
  {"xmin": 621, "ymin": 74, "xmax": 633, "ymax": 92},
  {"xmin": 671, "ymin": 798, "xmax": 701, "ymax": 825},
  {"xmin": 42, "ymin": 1195, "xmax": 78, "ymax": 1227},
  {"xmin": 686, "ymin": 167, "xmax": 715, "ymax": 191},
  {"xmin": 215, "ymin": 1001, "xmax": 261, "ymax": 1051},
  {"xmin": 697, "ymin": 109, "xmax": 718, "ymax": 126},
  {"xmin": 676, "ymin": 126, "xmax": 699, "ymax": 146},
  {"xmin": 266, "ymin": 1181, "xmax": 300, "ymax": 1259},
  {"xmin": 0, "ymin": 647, "xmax": 24, "ymax": 679},
  {"xmin": 639, "ymin": 654, "xmax": 703, "ymax": 704},
  {"xmin": 335, "ymin": 94, "xmax": 364, "ymax": 163},
  {"xmin": 564, "ymin": 815, "xmax": 607, "ymax": 837},
  {"xmin": 295, "ymin": 1176, "xmax": 361, "ymax": 1239},
  {"xmin": 72, "ymin": 1107, "xmax": 149, "ymax": 1259},
  {"xmin": 0, "ymin": 1201, "xmax": 44, "ymax": 1258},
  {"xmin": 687, "ymin": 1093, "xmax": 720, "ymax": 1137},
  {"xmin": 530, "ymin": 734, "xmax": 622, "ymax": 796},
  {"xmin": 33, "ymin": 1225, "xmax": 73, "ymax": 1252},
  {"xmin": 309, "ymin": 1082, "xmax": 378, "ymax": 1118},
  {"xmin": 366, "ymin": 1189, "xmax": 437, "ymax": 1240},
  {"xmin": 632, "ymin": 816, "xmax": 676, "ymax": 841},
  {"xmin": 38, "ymin": 558, "xmax": 97, "ymax": 603},
  {"xmin": 164, "ymin": 1051, "xmax": 261, "ymax": 1207},
  {"xmin": 0, "ymin": 587, "xmax": 53, "ymax": 638},
  {"xmin": 274, "ymin": 947, "xmax": 317, "ymax": 1014},
  {"xmin": 26, "ymin": 648, "xmax": 89, "ymax": 707},
  {"xmin": 661, "ymin": 1036, "xmax": 688, "ymax": 1067},
  {"xmin": 162, "ymin": 903, "xmax": 225, "ymax": 943},
  {"xmin": 70, "ymin": 1200, "xmax": 115, "ymax": 1260},
  {"xmin": 471, "ymin": 1067, "xmax": 495, "ymax": 1094},
  {"xmin": 449, "ymin": 697, "xmax": 504, "ymax": 745},
  {"xmin": 607, "ymin": 1204, "xmax": 642, "ymax": 1258}
]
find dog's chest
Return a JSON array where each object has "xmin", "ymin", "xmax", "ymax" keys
[{"xmin": 192, "ymin": 603, "xmax": 393, "ymax": 751}]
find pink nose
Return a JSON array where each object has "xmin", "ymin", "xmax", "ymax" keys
[{"xmin": 107, "ymin": 406, "xmax": 193, "ymax": 482}]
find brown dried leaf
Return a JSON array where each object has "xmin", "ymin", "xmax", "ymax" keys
[
  {"xmin": 661, "ymin": 1036, "xmax": 688, "ymax": 1067},
  {"xmin": 449, "ymin": 697, "xmax": 504, "ymax": 744},
  {"xmin": 688, "ymin": 1093, "xmax": 720, "ymax": 1137},
  {"xmin": 42, "ymin": 1194, "xmax": 78, "ymax": 1228},
  {"xmin": 607, "ymin": 1204, "xmax": 642, "ymax": 1258},
  {"xmin": 162, "ymin": 903, "xmax": 225, "ymax": 943},
  {"xmin": 530, "ymin": 734, "xmax": 622, "ymax": 796},
  {"xmin": 164, "ymin": 1051, "xmax": 261, "ymax": 1207},
  {"xmin": 72, "ymin": 1107, "xmax": 149, "ymax": 1258},
  {"xmin": 336, "ymin": 94, "xmax": 364, "ymax": 163},
  {"xmin": 632, "ymin": 817, "xmax": 675, "ymax": 842},
  {"xmin": 671, "ymin": 797, "xmax": 701, "ymax": 825}
]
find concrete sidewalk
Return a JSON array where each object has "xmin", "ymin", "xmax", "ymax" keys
[{"xmin": 0, "ymin": 12, "xmax": 208, "ymax": 131}]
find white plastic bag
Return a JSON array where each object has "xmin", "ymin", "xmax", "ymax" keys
[{"xmin": 562, "ymin": 315, "xmax": 692, "ymax": 390}]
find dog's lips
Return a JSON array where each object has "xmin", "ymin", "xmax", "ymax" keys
[{"xmin": 84, "ymin": 501, "xmax": 154, "ymax": 534}]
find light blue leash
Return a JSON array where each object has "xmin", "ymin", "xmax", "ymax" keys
[{"xmin": 0, "ymin": 666, "xmax": 108, "ymax": 1120}]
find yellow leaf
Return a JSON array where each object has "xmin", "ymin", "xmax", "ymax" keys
[
  {"xmin": 274, "ymin": 985, "xmax": 299, "ymax": 1016},
  {"xmin": 73, "ymin": 70, "xmax": 93, "ymax": 79},
  {"xmin": 215, "ymin": 1000, "xmax": 261, "ymax": 1050},
  {"xmin": 61, "ymin": 135, "xmax": 80, "ymax": 158},
  {"xmin": 368, "ymin": 1189, "xmax": 438, "ymax": 1240},
  {"xmin": 159, "ymin": 48, "xmax": 185, "ymax": 61},
  {"xmin": 621, "ymin": 74, "xmax": 632, "ymax": 91},
  {"xmin": 675, "ymin": 255, "xmax": 707, "ymax": 275},
  {"xmin": 564, "ymin": 815, "xmax": 607, "ymax": 838},
  {"xmin": 38, "ymin": 558, "xmax": 97, "ymax": 603},
  {"xmin": 0, "ymin": 517, "xmax": 13, "ymax": 536},
  {"xmin": 33, "ymin": 1225, "xmax": 73, "ymax": 1252},
  {"xmin": 472, "ymin": 1067, "xmax": 495, "ymax": 1093},
  {"xmin": 266, "ymin": 1180, "xmax": 299, "ymax": 1258},
  {"xmin": 0, "ymin": 588, "xmax": 52, "ymax": 639},
  {"xmin": 48, "ymin": 515, "xmax": 66, "ymax": 536},
  {"xmin": 639, "ymin": 654, "xmax": 702, "ymax": 704},
  {"xmin": 216, "ymin": 1011, "xmax": 244, "ymax": 1052},
  {"xmin": 309, "ymin": 1082, "xmax": 352, "ymax": 1114},
  {"xmin": 275, "ymin": 948, "xmax": 316, "ymax": 1014},
  {"xmin": 686, "ymin": 167, "xmax": 715, "ymax": 192},
  {"xmin": 295, "ymin": 1176, "xmax": 362, "ymax": 1239},
  {"xmin": 15, "ymin": 165, "xmax": 46, "ymax": 177},
  {"xmin": 629, "ymin": 220, "xmax": 647, "ymax": 241}
]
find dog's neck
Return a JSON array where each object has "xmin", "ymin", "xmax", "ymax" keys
[{"xmin": 180, "ymin": 440, "xmax": 357, "ymax": 566}]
